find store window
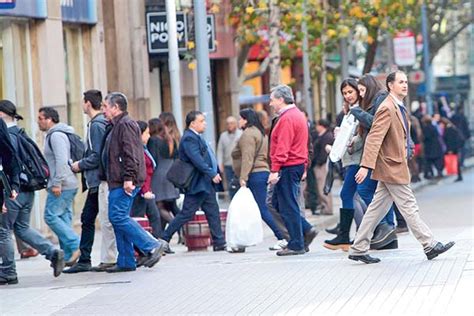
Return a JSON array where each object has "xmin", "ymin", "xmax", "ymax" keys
[
  {"xmin": 0, "ymin": 20, "xmax": 33, "ymax": 131},
  {"xmin": 63, "ymin": 25, "xmax": 86, "ymax": 138}
]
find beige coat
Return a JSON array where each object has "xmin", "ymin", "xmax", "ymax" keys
[
  {"xmin": 232, "ymin": 126, "xmax": 269, "ymax": 182},
  {"xmin": 360, "ymin": 95, "xmax": 411, "ymax": 184}
]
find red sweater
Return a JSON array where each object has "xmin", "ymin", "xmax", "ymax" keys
[
  {"xmin": 140, "ymin": 151, "xmax": 154, "ymax": 194},
  {"xmin": 270, "ymin": 106, "xmax": 309, "ymax": 172}
]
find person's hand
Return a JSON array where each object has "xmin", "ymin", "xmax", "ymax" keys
[
  {"xmin": 212, "ymin": 174, "xmax": 222, "ymax": 184},
  {"xmin": 301, "ymin": 171, "xmax": 307, "ymax": 181},
  {"xmin": 70, "ymin": 161, "xmax": 81, "ymax": 173},
  {"xmin": 219, "ymin": 164, "xmax": 224, "ymax": 173},
  {"xmin": 52, "ymin": 186, "xmax": 62, "ymax": 197},
  {"xmin": 342, "ymin": 101, "xmax": 349, "ymax": 114},
  {"xmin": 240, "ymin": 179, "xmax": 246, "ymax": 187},
  {"xmin": 355, "ymin": 167, "xmax": 368, "ymax": 184},
  {"xmin": 124, "ymin": 181, "xmax": 136, "ymax": 196},
  {"xmin": 10, "ymin": 190, "xmax": 18, "ymax": 200},
  {"xmin": 143, "ymin": 191, "xmax": 155, "ymax": 200},
  {"xmin": 1, "ymin": 203, "xmax": 6, "ymax": 214},
  {"xmin": 268, "ymin": 172, "xmax": 280, "ymax": 185},
  {"xmin": 325, "ymin": 144, "xmax": 332, "ymax": 154}
]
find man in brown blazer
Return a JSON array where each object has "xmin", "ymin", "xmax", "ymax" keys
[{"xmin": 348, "ymin": 71, "xmax": 455, "ymax": 264}]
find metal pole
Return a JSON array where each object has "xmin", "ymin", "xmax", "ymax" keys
[
  {"xmin": 301, "ymin": 0, "xmax": 314, "ymax": 121},
  {"xmin": 166, "ymin": 0, "xmax": 184, "ymax": 132},
  {"xmin": 421, "ymin": 2, "xmax": 434, "ymax": 115},
  {"xmin": 193, "ymin": 0, "xmax": 216, "ymax": 150}
]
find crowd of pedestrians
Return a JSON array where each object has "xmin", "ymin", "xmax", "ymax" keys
[{"xmin": 0, "ymin": 70, "xmax": 468, "ymax": 285}]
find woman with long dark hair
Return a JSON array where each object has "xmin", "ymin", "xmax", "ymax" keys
[
  {"xmin": 231, "ymin": 108, "xmax": 286, "ymax": 252},
  {"xmin": 148, "ymin": 117, "xmax": 181, "ymax": 245}
]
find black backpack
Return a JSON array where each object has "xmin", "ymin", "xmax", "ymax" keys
[
  {"xmin": 48, "ymin": 131, "xmax": 86, "ymax": 162},
  {"xmin": 10, "ymin": 128, "xmax": 50, "ymax": 191}
]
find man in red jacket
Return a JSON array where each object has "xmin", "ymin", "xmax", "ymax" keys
[{"xmin": 268, "ymin": 84, "xmax": 318, "ymax": 256}]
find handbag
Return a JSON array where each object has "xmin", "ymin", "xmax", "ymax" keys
[
  {"xmin": 166, "ymin": 158, "xmax": 196, "ymax": 190},
  {"xmin": 323, "ymin": 160, "xmax": 334, "ymax": 195},
  {"xmin": 444, "ymin": 153, "xmax": 458, "ymax": 176},
  {"xmin": 329, "ymin": 114, "xmax": 359, "ymax": 162}
]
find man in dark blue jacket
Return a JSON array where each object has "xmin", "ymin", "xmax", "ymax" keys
[{"xmin": 162, "ymin": 111, "xmax": 226, "ymax": 251}]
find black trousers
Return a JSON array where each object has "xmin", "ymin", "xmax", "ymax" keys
[
  {"xmin": 131, "ymin": 195, "xmax": 163, "ymax": 239},
  {"xmin": 78, "ymin": 189, "xmax": 99, "ymax": 264},
  {"xmin": 162, "ymin": 188, "xmax": 225, "ymax": 246}
]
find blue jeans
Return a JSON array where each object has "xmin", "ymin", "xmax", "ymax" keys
[
  {"xmin": 272, "ymin": 165, "xmax": 313, "ymax": 251},
  {"xmin": 44, "ymin": 188, "xmax": 79, "ymax": 261},
  {"xmin": 247, "ymin": 171, "xmax": 285, "ymax": 240},
  {"xmin": 162, "ymin": 186, "xmax": 225, "ymax": 247},
  {"xmin": 108, "ymin": 187, "xmax": 160, "ymax": 269},
  {"xmin": 340, "ymin": 165, "xmax": 394, "ymax": 227},
  {"xmin": 0, "ymin": 192, "xmax": 56, "ymax": 277}
]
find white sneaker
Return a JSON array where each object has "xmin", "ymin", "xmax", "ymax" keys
[{"xmin": 269, "ymin": 239, "xmax": 288, "ymax": 251}]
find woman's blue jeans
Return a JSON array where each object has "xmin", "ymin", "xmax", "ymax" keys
[
  {"xmin": 247, "ymin": 171, "xmax": 285, "ymax": 240},
  {"xmin": 340, "ymin": 165, "xmax": 394, "ymax": 227}
]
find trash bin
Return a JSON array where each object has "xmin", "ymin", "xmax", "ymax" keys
[{"xmin": 184, "ymin": 209, "xmax": 228, "ymax": 251}]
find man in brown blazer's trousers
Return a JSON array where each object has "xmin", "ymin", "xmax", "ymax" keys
[{"xmin": 348, "ymin": 71, "xmax": 455, "ymax": 264}]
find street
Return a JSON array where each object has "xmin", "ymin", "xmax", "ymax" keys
[{"xmin": 1, "ymin": 170, "xmax": 473, "ymax": 316}]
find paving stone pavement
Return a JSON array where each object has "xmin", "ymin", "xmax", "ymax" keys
[{"xmin": 1, "ymin": 169, "xmax": 473, "ymax": 316}]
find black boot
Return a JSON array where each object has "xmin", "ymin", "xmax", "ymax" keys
[
  {"xmin": 324, "ymin": 208, "xmax": 354, "ymax": 251},
  {"xmin": 325, "ymin": 223, "xmax": 340, "ymax": 235}
]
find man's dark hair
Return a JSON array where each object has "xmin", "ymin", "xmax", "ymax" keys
[
  {"xmin": 386, "ymin": 71, "xmax": 404, "ymax": 92},
  {"xmin": 239, "ymin": 108, "xmax": 265, "ymax": 135},
  {"xmin": 105, "ymin": 92, "xmax": 128, "ymax": 111},
  {"xmin": 38, "ymin": 106, "xmax": 60, "ymax": 123},
  {"xmin": 317, "ymin": 118, "xmax": 331, "ymax": 129},
  {"xmin": 185, "ymin": 110, "xmax": 203, "ymax": 129},
  {"xmin": 83, "ymin": 89, "xmax": 102, "ymax": 110}
]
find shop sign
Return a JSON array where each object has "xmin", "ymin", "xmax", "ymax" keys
[
  {"xmin": 0, "ymin": 0, "xmax": 46, "ymax": 18},
  {"xmin": 393, "ymin": 30, "xmax": 416, "ymax": 67},
  {"xmin": 146, "ymin": 11, "xmax": 216, "ymax": 55},
  {"xmin": 0, "ymin": 0, "xmax": 15, "ymax": 9},
  {"xmin": 61, "ymin": 0, "xmax": 97, "ymax": 24}
]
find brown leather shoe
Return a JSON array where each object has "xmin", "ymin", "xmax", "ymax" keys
[
  {"xmin": 65, "ymin": 249, "xmax": 80, "ymax": 267},
  {"xmin": 90, "ymin": 262, "xmax": 116, "ymax": 272},
  {"xmin": 20, "ymin": 248, "xmax": 39, "ymax": 259}
]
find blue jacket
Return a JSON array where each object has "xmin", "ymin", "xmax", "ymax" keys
[
  {"xmin": 79, "ymin": 113, "xmax": 107, "ymax": 189},
  {"xmin": 179, "ymin": 129, "xmax": 218, "ymax": 195}
]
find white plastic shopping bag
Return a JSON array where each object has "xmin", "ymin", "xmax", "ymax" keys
[
  {"xmin": 329, "ymin": 113, "xmax": 359, "ymax": 162},
  {"xmin": 225, "ymin": 187, "xmax": 263, "ymax": 247}
]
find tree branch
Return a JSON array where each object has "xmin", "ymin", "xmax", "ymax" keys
[
  {"xmin": 239, "ymin": 55, "xmax": 270, "ymax": 84},
  {"xmin": 237, "ymin": 44, "xmax": 251, "ymax": 78},
  {"xmin": 429, "ymin": 21, "xmax": 472, "ymax": 62}
]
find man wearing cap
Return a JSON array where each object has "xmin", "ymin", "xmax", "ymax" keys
[{"xmin": 0, "ymin": 100, "xmax": 65, "ymax": 285}]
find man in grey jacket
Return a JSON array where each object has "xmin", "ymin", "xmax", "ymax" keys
[
  {"xmin": 217, "ymin": 116, "xmax": 241, "ymax": 198},
  {"xmin": 64, "ymin": 90, "xmax": 117, "ymax": 273},
  {"xmin": 38, "ymin": 107, "xmax": 80, "ymax": 266}
]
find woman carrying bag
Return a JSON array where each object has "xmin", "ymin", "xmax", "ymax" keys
[{"xmin": 230, "ymin": 108, "xmax": 286, "ymax": 252}]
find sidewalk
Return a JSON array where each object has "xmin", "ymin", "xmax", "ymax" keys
[{"xmin": 2, "ymin": 163, "xmax": 473, "ymax": 315}]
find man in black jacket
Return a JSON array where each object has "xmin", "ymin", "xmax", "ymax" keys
[
  {"xmin": 64, "ymin": 90, "xmax": 117, "ymax": 273},
  {"xmin": 0, "ymin": 100, "xmax": 64, "ymax": 285},
  {"xmin": 101, "ymin": 92, "xmax": 166, "ymax": 273}
]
